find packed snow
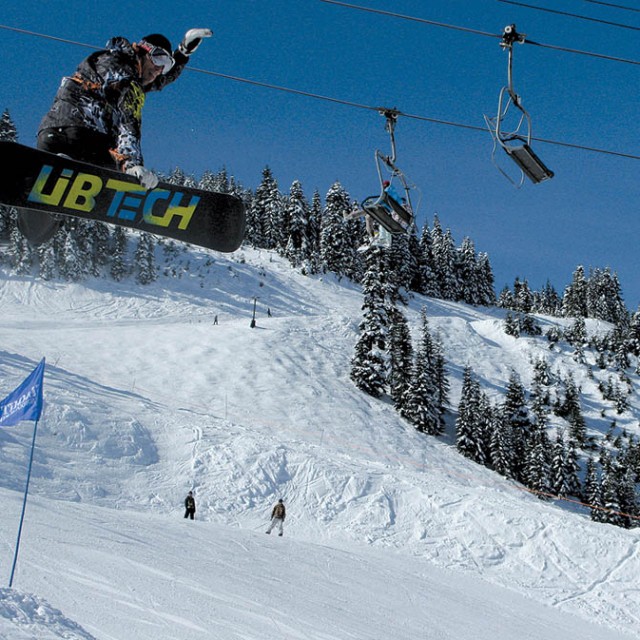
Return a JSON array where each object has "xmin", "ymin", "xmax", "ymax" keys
[{"xmin": 0, "ymin": 245, "xmax": 638, "ymax": 639}]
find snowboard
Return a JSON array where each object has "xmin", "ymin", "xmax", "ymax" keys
[{"xmin": 0, "ymin": 141, "xmax": 246, "ymax": 253}]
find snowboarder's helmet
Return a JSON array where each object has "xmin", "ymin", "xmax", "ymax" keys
[
  {"xmin": 278, "ymin": 499, "xmax": 283, "ymax": 503},
  {"xmin": 141, "ymin": 34, "xmax": 172, "ymax": 53}
]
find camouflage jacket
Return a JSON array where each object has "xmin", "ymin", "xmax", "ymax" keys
[
  {"xmin": 39, "ymin": 37, "xmax": 188, "ymax": 170},
  {"xmin": 271, "ymin": 503, "xmax": 286, "ymax": 520}
]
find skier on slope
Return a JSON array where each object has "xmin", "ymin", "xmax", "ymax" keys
[
  {"xmin": 265, "ymin": 499, "xmax": 286, "ymax": 537},
  {"xmin": 184, "ymin": 491, "xmax": 196, "ymax": 520},
  {"xmin": 18, "ymin": 28, "xmax": 212, "ymax": 245}
]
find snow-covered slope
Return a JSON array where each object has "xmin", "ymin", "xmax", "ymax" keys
[{"xmin": 0, "ymin": 246, "xmax": 638, "ymax": 639}]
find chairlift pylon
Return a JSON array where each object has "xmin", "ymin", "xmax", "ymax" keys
[{"xmin": 484, "ymin": 24, "xmax": 554, "ymax": 187}]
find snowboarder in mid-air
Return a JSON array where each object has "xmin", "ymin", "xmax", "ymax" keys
[
  {"xmin": 266, "ymin": 499, "xmax": 286, "ymax": 536},
  {"xmin": 184, "ymin": 491, "xmax": 196, "ymax": 520},
  {"xmin": 18, "ymin": 27, "xmax": 212, "ymax": 245}
]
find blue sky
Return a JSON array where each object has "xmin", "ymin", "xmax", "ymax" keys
[{"xmin": 2, "ymin": 0, "xmax": 639, "ymax": 307}]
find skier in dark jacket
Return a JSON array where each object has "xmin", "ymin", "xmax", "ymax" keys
[
  {"xmin": 184, "ymin": 491, "xmax": 196, "ymax": 520},
  {"xmin": 265, "ymin": 499, "xmax": 286, "ymax": 536},
  {"xmin": 18, "ymin": 28, "xmax": 212, "ymax": 245}
]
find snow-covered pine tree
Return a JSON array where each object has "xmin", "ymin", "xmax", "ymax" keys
[
  {"xmin": 9, "ymin": 226, "xmax": 33, "ymax": 275},
  {"xmin": 476, "ymin": 390, "xmax": 495, "ymax": 465},
  {"xmin": 504, "ymin": 312, "xmax": 519, "ymax": 338},
  {"xmin": 455, "ymin": 366, "xmax": 486, "ymax": 463},
  {"xmin": 350, "ymin": 245, "xmax": 388, "ymax": 397},
  {"xmin": 248, "ymin": 166, "xmax": 282, "ymax": 249},
  {"xmin": 533, "ymin": 280, "xmax": 562, "ymax": 316},
  {"xmin": 405, "ymin": 232, "xmax": 423, "ymax": 294},
  {"xmin": 565, "ymin": 316, "xmax": 587, "ymax": 363},
  {"xmin": 431, "ymin": 332, "xmax": 449, "ymax": 435},
  {"xmin": 502, "ymin": 370, "xmax": 532, "ymax": 482},
  {"xmin": 530, "ymin": 368, "xmax": 550, "ymax": 427},
  {"xmin": 69, "ymin": 219, "xmax": 97, "ymax": 280},
  {"xmin": 386, "ymin": 232, "xmax": 413, "ymax": 303},
  {"xmin": 550, "ymin": 431, "xmax": 571, "ymax": 498},
  {"xmin": 320, "ymin": 182, "xmax": 351, "ymax": 278},
  {"xmin": 583, "ymin": 457, "xmax": 605, "ymax": 522},
  {"xmin": 166, "ymin": 167, "xmax": 187, "ymax": 186},
  {"xmin": 59, "ymin": 229, "xmax": 83, "ymax": 281},
  {"xmin": 488, "ymin": 407, "xmax": 514, "ymax": 478},
  {"xmin": 512, "ymin": 277, "xmax": 534, "ymax": 314},
  {"xmin": 387, "ymin": 307, "xmax": 413, "ymax": 411},
  {"xmin": 37, "ymin": 243, "xmax": 56, "ymax": 281},
  {"xmin": 562, "ymin": 265, "xmax": 589, "ymax": 318},
  {"xmin": 305, "ymin": 190, "xmax": 322, "ymax": 270},
  {"xmin": 199, "ymin": 167, "xmax": 230, "ymax": 194},
  {"xmin": 431, "ymin": 221, "xmax": 457, "ymax": 301},
  {"xmin": 134, "ymin": 232, "xmax": 157, "ymax": 285},
  {"xmin": 497, "ymin": 286, "xmax": 515, "ymax": 310},
  {"xmin": 600, "ymin": 459, "xmax": 623, "ymax": 527},
  {"xmin": 624, "ymin": 308, "xmax": 640, "ymax": 375},
  {"xmin": 454, "ymin": 236, "xmax": 478, "ymax": 305},
  {"xmin": 341, "ymin": 203, "xmax": 365, "ymax": 284},
  {"xmin": 533, "ymin": 356, "xmax": 552, "ymax": 388},
  {"xmin": 0, "ymin": 109, "xmax": 17, "ymax": 142},
  {"xmin": 475, "ymin": 252, "xmax": 496, "ymax": 306},
  {"xmin": 524, "ymin": 421, "xmax": 552, "ymax": 498},
  {"xmin": 564, "ymin": 438, "xmax": 582, "ymax": 497},
  {"xmin": 417, "ymin": 221, "xmax": 439, "ymax": 297},
  {"xmin": 587, "ymin": 267, "xmax": 627, "ymax": 325},
  {"xmin": 90, "ymin": 222, "xmax": 111, "ymax": 276},
  {"xmin": 613, "ymin": 464, "xmax": 638, "ymax": 529},
  {"xmin": 284, "ymin": 180, "xmax": 310, "ymax": 267},
  {"xmin": 556, "ymin": 373, "xmax": 587, "ymax": 446},
  {"xmin": 110, "ymin": 226, "xmax": 128, "ymax": 281},
  {"xmin": 401, "ymin": 310, "xmax": 445, "ymax": 435}
]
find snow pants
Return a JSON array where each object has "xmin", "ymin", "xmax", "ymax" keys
[
  {"xmin": 18, "ymin": 127, "xmax": 117, "ymax": 245},
  {"xmin": 266, "ymin": 517, "xmax": 284, "ymax": 536}
]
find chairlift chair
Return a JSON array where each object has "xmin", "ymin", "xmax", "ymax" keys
[
  {"xmin": 360, "ymin": 109, "xmax": 418, "ymax": 235},
  {"xmin": 484, "ymin": 24, "xmax": 554, "ymax": 187}
]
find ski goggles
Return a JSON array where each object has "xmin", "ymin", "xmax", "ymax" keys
[{"xmin": 140, "ymin": 42, "xmax": 175, "ymax": 74}]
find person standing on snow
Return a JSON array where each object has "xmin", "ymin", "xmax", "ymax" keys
[
  {"xmin": 184, "ymin": 491, "xmax": 196, "ymax": 520},
  {"xmin": 18, "ymin": 28, "xmax": 212, "ymax": 245},
  {"xmin": 265, "ymin": 498, "xmax": 286, "ymax": 536}
]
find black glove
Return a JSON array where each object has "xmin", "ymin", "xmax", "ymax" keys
[{"xmin": 179, "ymin": 28, "xmax": 213, "ymax": 56}]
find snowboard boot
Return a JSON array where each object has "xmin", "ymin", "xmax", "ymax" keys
[{"xmin": 17, "ymin": 210, "xmax": 62, "ymax": 246}]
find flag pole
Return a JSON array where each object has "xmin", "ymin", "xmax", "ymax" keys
[{"xmin": 9, "ymin": 416, "xmax": 40, "ymax": 588}]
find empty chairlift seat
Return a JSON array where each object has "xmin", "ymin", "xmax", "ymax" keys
[{"xmin": 506, "ymin": 143, "xmax": 554, "ymax": 184}]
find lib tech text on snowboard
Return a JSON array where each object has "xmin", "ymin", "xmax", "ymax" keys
[{"xmin": 29, "ymin": 162, "xmax": 199, "ymax": 231}]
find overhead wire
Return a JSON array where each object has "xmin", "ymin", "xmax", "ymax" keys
[
  {"xmin": 319, "ymin": 0, "xmax": 640, "ymax": 66},
  {"xmin": 0, "ymin": 23, "xmax": 99, "ymax": 51},
  {"xmin": 319, "ymin": 0, "xmax": 500, "ymax": 39},
  {"xmin": 580, "ymin": 0, "xmax": 640, "ymax": 13},
  {"xmin": 0, "ymin": 22, "xmax": 639, "ymax": 162},
  {"xmin": 497, "ymin": 0, "xmax": 640, "ymax": 32}
]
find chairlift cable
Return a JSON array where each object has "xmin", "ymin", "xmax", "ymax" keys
[
  {"xmin": 520, "ymin": 37, "xmax": 640, "ymax": 66},
  {"xmin": 0, "ymin": 23, "xmax": 99, "ymax": 50},
  {"xmin": 198, "ymin": 69, "xmax": 640, "ymax": 160},
  {"xmin": 582, "ymin": 0, "xmax": 640, "ymax": 13},
  {"xmin": 319, "ymin": 0, "xmax": 506, "ymax": 40},
  {"xmin": 1, "ymin": 23, "xmax": 639, "ymax": 162},
  {"xmin": 497, "ymin": 0, "xmax": 640, "ymax": 32},
  {"xmin": 319, "ymin": 0, "xmax": 640, "ymax": 66}
]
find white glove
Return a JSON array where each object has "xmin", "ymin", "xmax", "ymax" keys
[
  {"xmin": 179, "ymin": 28, "xmax": 213, "ymax": 56},
  {"xmin": 126, "ymin": 165, "xmax": 159, "ymax": 190}
]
